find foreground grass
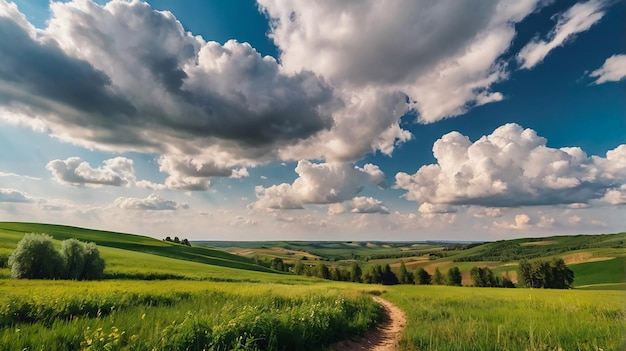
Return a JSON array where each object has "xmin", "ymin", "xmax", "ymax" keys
[
  {"xmin": 0, "ymin": 280, "xmax": 382, "ymax": 351},
  {"xmin": 385, "ymin": 285, "xmax": 625, "ymax": 351}
]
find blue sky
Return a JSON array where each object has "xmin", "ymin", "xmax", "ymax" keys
[{"xmin": 0, "ymin": 0, "xmax": 624, "ymax": 241}]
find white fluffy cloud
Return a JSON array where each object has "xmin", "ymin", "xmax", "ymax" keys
[
  {"xmin": 0, "ymin": 188, "xmax": 33, "ymax": 203},
  {"xmin": 47, "ymin": 157, "xmax": 136, "ymax": 187},
  {"xmin": 113, "ymin": 194, "xmax": 188, "ymax": 211},
  {"xmin": 259, "ymin": 0, "xmax": 541, "ymax": 125},
  {"xmin": 328, "ymin": 196, "xmax": 389, "ymax": 215},
  {"xmin": 253, "ymin": 161, "xmax": 385, "ymax": 209},
  {"xmin": 602, "ymin": 185, "xmax": 626, "ymax": 205},
  {"xmin": 395, "ymin": 123, "xmax": 626, "ymax": 207},
  {"xmin": 517, "ymin": 0, "xmax": 606, "ymax": 69},
  {"xmin": 589, "ymin": 54, "xmax": 626, "ymax": 84},
  {"xmin": 493, "ymin": 213, "xmax": 532, "ymax": 230}
]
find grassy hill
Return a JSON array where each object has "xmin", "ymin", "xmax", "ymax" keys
[{"xmin": 0, "ymin": 222, "xmax": 284, "ymax": 280}]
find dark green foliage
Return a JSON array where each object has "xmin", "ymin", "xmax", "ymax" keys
[
  {"xmin": 350, "ymin": 262, "xmax": 362, "ymax": 283},
  {"xmin": 8, "ymin": 234, "xmax": 104, "ymax": 280},
  {"xmin": 432, "ymin": 267, "xmax": 444, "ymax": 285},
  {"xmin": 469, "ymin": 266, "xmax": 514, "ymax": 288},
  {"xmin": 0, "ymin": 253, "xmax": 8, "ymax": 268},
  {"xmin": 518, "ymin": 258, "xmax": 574, "ymax": 289},
  {"xmin": 164, "ymin": 236, "xmax": 191, "ymax": 246},
  {"xmin": 8, "ymin": 233, "xmax": 64, "ymax": 279},
  {"xmin": 415, "ymin": 268, "xmax": 431, "ymax": 285},
  {"xmin": 81, "ymin": 242, "xmax": 105, "ymax": 280},
  {"xmin": 270, "ymin": 257, "xmax": 285, "ymax": 271},
  {"xmin": 445, "ymin": 267, "xmax": 462, "ymax": 286},
  {"xmin": 381, "ymin": 264, "xmax": 399, "ymax": 285},
  {"xmin": 398, "ymin": 261, "xmax": 414, "ymax": 284},
  {"xmin": 315, "ymin": 263, "xmax": 330, "ymax": 279}
]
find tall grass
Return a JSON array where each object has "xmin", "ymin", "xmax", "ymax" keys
[
  {"xmin": 386, "ymin": 285, "xmax": 625, "ymax": 351},
  {"xmin": 0, "ymin": 280, "xmax": 381, "ymax": 351}
]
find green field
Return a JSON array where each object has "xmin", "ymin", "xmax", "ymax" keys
[{"xmin": 0, "ymin": 222, "xmax": 624, "ymax": 350}]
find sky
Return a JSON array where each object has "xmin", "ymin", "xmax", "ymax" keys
[{"xmin": 0, "ymin": 0, "xmax": 624, "ymax": 241}]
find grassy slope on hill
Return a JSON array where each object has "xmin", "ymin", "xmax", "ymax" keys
[{"xmin": 0, "ymin": 222, "xmax": 276, "ymax": 275}]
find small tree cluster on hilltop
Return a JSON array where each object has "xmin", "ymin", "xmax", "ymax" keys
[
  {"xmin": 8, "ymin": 233, "xmax": 105, "ymax": 280},
  {"xmin": 518, "ymin": 258, "xmax": 574, "ymax": 289},
  {"xmin": 164, "ymin": 236, "xmax": 191, "ymax": 246}
]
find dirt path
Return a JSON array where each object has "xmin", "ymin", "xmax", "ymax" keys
[{"xmin": 329, "ymin": 296, "xmax": 406, "ymax": 351}]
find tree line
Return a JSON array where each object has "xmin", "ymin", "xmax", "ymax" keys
[
  {"xmin": 164, "ymin": 236, "xmax": 191, "ymax": 246},
  {"xmin": 8, "ymin": 233, "xmax": 105, "ymax": 280}
]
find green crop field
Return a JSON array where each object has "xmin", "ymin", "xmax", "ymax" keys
[{"xmin": 0, "ymin": 222, "xmax": 624, "ymax": 350}]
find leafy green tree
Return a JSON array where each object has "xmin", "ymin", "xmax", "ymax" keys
[
  {"xmin": 316, "ymin": 263, "xmax": 330, "ymax": 280},
  {"xmin": 81, "ymin": 242, "xmax": 105, "ymax": 280},
  {"xmin": 446, "ymin": 267, "xmax": 462, "ymax": 286},
  {"xmin": 382, "ymin": 264, "xmax": 399, "ymax": 285},
  {"xmin": 415, "ymin": 268, "xmax": 431, "ymax": 285},
  {"xmin": 8, "ymin": 233, "xmax": 64, "ymax": 279},
  {"xmin": 432, "ymin": 267, "xmax": 444, "ymax": 285},
  {"xmin": 61, "ymin": 238, "xmax": 86, "ymax": 280},
  {"xmin": 398, "ymin": 261, "xmax": 414, "ymax": 284},
  {"xmin": 271, "ymin": 257, "xmax": 285, "ymax": 271},
  {"xmin": 518, "ymin": 258, "xmax": 574, "ymax": 289},
  {"xmin": 350, "ymin": 262, "xmax": 362, "ymax": 283},
  {"xmin": 294, "ymin": 260, "xmax": 305, "ymax": 275}
]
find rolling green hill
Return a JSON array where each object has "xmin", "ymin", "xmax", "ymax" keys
[{"xmin": 0, "ymin": 222, "xmax": 277, "ymax": 277}]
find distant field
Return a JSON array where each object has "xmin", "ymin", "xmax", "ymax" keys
[{"xmin": 1, "ymin": 222, "xmax": 624, "ymax": 350}]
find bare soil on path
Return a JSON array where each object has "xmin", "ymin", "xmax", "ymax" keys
[{"xmin": 329, "ymin": 296, "xmax": 406, "ymax": 351}]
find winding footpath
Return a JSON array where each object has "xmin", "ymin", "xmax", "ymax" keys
[{"xmin": 330, "ymin": 296, "xmax": 407, "ymax": 351}]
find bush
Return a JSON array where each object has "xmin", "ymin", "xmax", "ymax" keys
[
  {"xmin": 8, "ymin": 233, "xmax": 105, "ymax": 280},
  {"xmin": 8, "ymin": 233, "xmax": 64, "ymax": 279},
  {"xmin": 61, "ymin": 238, "xmax": 86, "ymax": 280}
]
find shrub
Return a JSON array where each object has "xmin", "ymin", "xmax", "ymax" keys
[
  {"xmin": 8, "ymin": 233, "xmax": 64, "ymax": 279},
  {"xmin": 8, "ymin": 234, "xmax": 105, "ymax": 280},
  {"xmin": 61, "ymin": 238, "xmax": 86, "ymax": 280}
]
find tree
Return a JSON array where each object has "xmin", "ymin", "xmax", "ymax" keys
[
  {"xmin": 81, "ymin": 242, "xmax": 105, "ymax": 280},
  {"xmin": 181, "ymin": 238, "xmax": 191, "ymax": 246},
  {"xmin": 518, "ymin": 258, "xmax": 574, "ymax": 289},
  {"xmin": 316, "ymin": 263, "xmax": 330, "ymax": 280},
  {"xmin": 294, "ymin": 260, "xmax": 305, "ymax": 275},
  {"xmin": 350, "ymin": 262, "xmax": 362, "ymax": 283},
  {"xmin": 61, "ymin": 238, "xmax": 86, "ymax": 280},
  {"xmin": 271, "ymin": 257, "xmax": 285, "ymax": 272},
  {"xmin": 8, "ymin": 233, "xmax": 64, "ymax": 279},
  {"xmin": 173, "ymin": 237, "xmax": 180, "ymax": 244},
  {"xmin": 381, "ymin": 264, "xmax": 399, "ymax": 285},
  {"xmin": 415, "ymin": 268, "xmax": 431, "ymax": 285},
  {"xmin": 398, "ymin": 261, "xmax": 414, "ymax": 284},
  {"xmin": 432, "ymin": 267, "xmax": 444, "ymax": 285},
  {"xmin": 446, "ymin": 267, "xmax": 462, "ymax": 286}
]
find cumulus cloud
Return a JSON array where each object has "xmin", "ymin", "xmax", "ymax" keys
[
  {"xmin": 601, "ymin": 185, "xmax": 626, "ymax": 205},
  {"xmin": 589, "ymin": 54, "xmax": 626, "ymax": 84},
  {"xmin": 253, "ymin": 161, "xmax": 386, "ymax": 209},
  {"xmin": 0, "ymin": 0, "xmax": 334, "ymax": 167},
  {"xmin": 113, "ymin": 194, "xmax": 188, "ymax": 211},
  {"xmin": 418, "ymin": 203, "xmax": 457, "ymax": 214},
  {"xmin": 260, "ymin": 0, "xmax": 542, "ymax": 125},
  {"xmin": 328, "ymin": 196, "xmax": 389, "ymax": 215},
  {"xmin": 493, "ymin": 213, "xmax": 532, "ymax": 230},
  {"xmin": 0, "ymin": 188, "xmax": 33, "ymax": 203},
  {"xmin": 395, "ymin": 123, "xmax": 626, "ymax": 207},
  {"xmin": 47, "ymin": 157, "xmax": 136, "ymax": 187},
  {"xmin": 517, "ymin": 0, "xmax": 606, "ymax": 69}
]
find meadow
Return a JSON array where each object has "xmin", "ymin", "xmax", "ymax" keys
[{"xmin": 0, "ymin": 222, "xmax": 624, "ymax": 350}]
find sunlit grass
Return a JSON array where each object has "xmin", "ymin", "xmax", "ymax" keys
[{"xmin": 385, "ymin": 285, "xmax": 625, "ymax": 351}]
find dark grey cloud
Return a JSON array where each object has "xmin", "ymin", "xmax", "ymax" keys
[{"xmin": 0, "ymin": 0, "xmax": 334, "ymax": 164}]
